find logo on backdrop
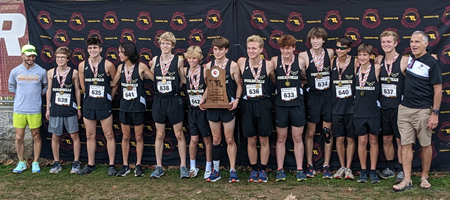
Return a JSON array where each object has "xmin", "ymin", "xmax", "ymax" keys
[
  {"xmin": 120, "ymin": 28, "xmax": 136, "ymax": 43},
  {"xmin": 206, "ymin": 47, "xmax": 213, "ymax": 63},
  {"xmin": 438, "ymin": 121, "xmax": 450, "ymax": 141},
  {"xmin": 269, "ymin": 30, "xmax": 283, "ymax": 49},
  {"xmin": 69, "ymin": 12, "xmax": 85, "ymax": 31},
  {"xmin": 401, "ymin": 8, "xmax": 421, "ymax": 28},
  {"xmin": 53, "ymin": 30, "xmax": 70, "ymax": 47},
  {"xmin": 324, "ymin": 10, "xmax": 342, "ymax": 30},
  {"xmin": 261, "ymin": 48, "xmax": 269, "ymax": 61},
  {"xmin": 139, "ymin": 48, "xmax": 153, "ymax": 66},
  {"xmin": 403, "ymin": 47, "xmax": 411, "ymax": 56},
  {"xmin": 344, "ymin": 27, "xmax": 361, "ymax": 47},
  {"xmin": 385, "ymin": 28, "xmax": 401, "ymax": 44},
  {"xmin": 442, "ymin": 5, "xmax": 450, "ymax": 25},
  {"xmin": 440, "ymin": 44, "xmax": 450, "ymax": 65},
  {"xmin": 250, "ymin": 10, "xmax": 268, "ymax": 29},
  {"xmin": 424, "ymin": 26, "xmax": 440, "ymax": 47},
  {"xmin": 103, "ymin": 11, "xmax": 119, "ymax": 30},
  {"xmin": 205, "ymin": 10, "xmax": 222, "ymax": 29},
  {"xmin": 95, "ymin": 134, "xmax": 107, "ymax": 153},
  {"xmin": 287, "ymin": 12, "xmax": 305, "ymax": 32},
  {"xmin": 171, "ymin": 12, "xmax": 187, "ymax": 31},
  {"xmin": 143, "ymin": 119, "xmax": 156, "ymax": 137},
  {"xmin": 362, "ymin": 9, "xmax": 381, "ymax": 29},
  {"xmin": 60, "ymin": 133, "xmax": 73, "ymax": 151},
  {"xmin": 87, "ymin": 30, "xmax": 103, "ymax": 44},
  {"xmin": 442, "ymin": 82, "xmax": 450, "ymax": 103},
  {"xmin": 163, "ymin": 137, "xmax": 175, "ymax": 155},
  {"xmin": 70, "ymin": 48, "xmax": 85, "ymax": 66},
  {"xmin": 313, "ymin": 143, "xmax": 323, "ymax": 162},
  {"xmin": 153, "ymin": 30, "xmax": 166, "ymax": 49},
  {"xmin": 188, "ymin": 29, "xmax": 205, "ymax": 47},
  {"xmin": 37, "ymin": 10, "xmax": 52, "ymax": 29},
  {"xmin": 40, "ymin": 45, "xmax": 55, "ymax": 64},
  {"xmin": 137, "ymin": 11, "xmax": 153, "ymax": 30},
  {"xmin": 106, "ymin": 47, "xmax": 120, "ymax": 65},
  {"xmin": 371, "ymin": 47, "xmax": 380, "ymax": 60}
]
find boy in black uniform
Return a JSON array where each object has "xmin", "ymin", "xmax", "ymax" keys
[
  {"xmin": 149, "ymin": 31, "xmax": 188, "ymax": 178},
  {"xmin": 111, "ymin": 42, "xmax": 153, "ymax": 177},
  {"xmin": 298, "ymin": 27, "xmax": 335, "ymax": 178},
  {"xmin": 354, "ymin": 44, "xmax": 381, "ymax": 184},
  {"xmin": 330, "ymin": 36, "xmax": 357, "ymax": 180},
  {"xmin": 45, "ymin": 47, "xmax": 82, "ymax": 174},
  {"xmin": 77, "ymin": 37, "xmax": 118, "ymax": 175},
  {"xmin": 375, "ymin": 31, "xmax": 405, "ymax": 183},
  {"xmin": 237, "ymin": 35, "xmax": 276, "ymax": 183},
  {"xmin": 205, "ymin": 37, "xmax": 242, "ymax": 183},
  {"xmin": 270, "ymin": 35, "xmax": 307, "ymax": 181}
]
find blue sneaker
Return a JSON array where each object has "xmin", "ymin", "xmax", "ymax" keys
[
  {"xmin": 248, "ymin": 170, "xmax": 259, "ymax": 182},
  {"xmin": 306, "ymin": 164, "xmax": 315, "ymax": 178},
  {"xmin": 229, "ymin": 170, "xmax": 239, "ymax": 183},
  {"xmin": 323, "ymin": 166, "xmax": 332, "ymax": 179},
  {"xmin": 358, "ymin": 169, "xmax": 368, "ymax": 183},
  {"xmin": 206, "ymin": 169, "xmax": 221, "ymax": 182},
  {"xmin": 296, "ymin": 170, "xmax": 307, "ymax": 181},
  {"xmin": 12, "ymin": 161, "xmax": 27, "ymax": 173},
  {"xmin": 150, "ymin": 166, "xmax": 164, "ymax": 178},
  {"xmin": 276, "ymin": 169, "xmax": 286, "ymax": 182},
  {"xmin": 370, "ymin": 170, "xmax": 380, "ymax": 184},
  {"xmin": 257, "ymin": 170, "xmax": 268, "ymax": 183},
  {"xmin": 31, "ymin": 162, "xmax": 41, "ymax": 173}
]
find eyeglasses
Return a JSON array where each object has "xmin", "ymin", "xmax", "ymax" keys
[
  {"xmin": 336, "ymin": 46, "xmax": 349, "ymax": 50},
  {"xmin": 56, "ymin": 56, "xmax": 67, "ymax": 59}
]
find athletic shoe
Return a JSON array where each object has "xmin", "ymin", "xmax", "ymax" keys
[
  {"xmin": 134, "ymin": 165, "xmax": 144, "ymax": 177},
  {"xmin": 180, "ymin": 166, "xmax": 189, "ymax": 179},
  {"xmin": 204, "ymin": 170, "xmax": 212, "ymax": 180},
  {"xmin": 379, "ymin": 167, "xmax": 395, "ymax": 179},
  {"xmin": 333, "ymin": 167, "xmax": 346, "ymax": 179},
  {"xmin": 322, "ymin": 166, "xmax": 332, "ymax": 179},
  {"xmin": 108, "ymin": 166, "xmax": 117, "ymax": 176},
  {"xmin": 116, "ymin": 165, "xmax": 130, "ymax": 177},
  {"xmin": 248, "ymin": 170, "xmax": 259, "ymax": 182},
  {"xmin": 296, "ymin": 170, "xmax": 306, "ymax": 181},
  {"xmin": 189, "ymin": 168, "xmax": 199, "ymax": 178},
  {"xmin": 357, "ymin": 169, "xmax": 368, "ymax": 183},
  {"xmin": 77, "ymin": 165, "xmax": 95, "ymax": 175},
  {"xmin": 12, "ymin": 161, "xmax": 27, "ymax": 173},
  {"xmin": 229, "ymin": 170, "xmax": 239, "ymax": 183},
  {"xmin": 150, "ymin": 166, "xmax": 164, "ymax": 178},
  {"xmin": 257, "ymin": 170, "xmax": 268, "ymax": 183},
  {"xmin": 49, "ymin": 163, "xmax": 62, "ymax": 174},
  {"xmin": 276, "ymin": 169, "xmax": 286, "ymax": 182},
  {"xmin": 70, "ymin": 161, "xmax": 81, "ymax": 174},
  {"xmin": 345, "ymin": 168, "xmax": 355, "ymax": 180},
  {"xmin": 370, "ymin": 170, "xmax": 380, "ymax": 184},
  {"xmin": 31, "ymin": 162, "xmax": 41, "ymax": 173},
  {"xmin": 206, "ymin": 169, "xmax": 221, "ymax": 182},
  {"xmin": 306, "ymin": 164, "xmax": 315, "ymax": 178},
  {"xmin": 395, "ymin": 171, "xmax": 404, "ymax": 184}
]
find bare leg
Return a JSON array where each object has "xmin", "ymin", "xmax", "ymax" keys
[
  {"xmin": 335, "ymin": 137, "xmax": 345, "ymax": 168},
  {"xmin": 70, "ymin": 132, "xmax": 81, "ymax": 161},
  {"xmin": 358, "ymin": 135, "xmax": 368, "ymax": 169},
  {"xmin": 83, "ymin": 118, "xmax": 97, "ymax": 165},
  {"xmin": 292, "ymin": 126, "xmax": 305, "ymax": 170},
  {"xmin": 259, "ymin": 136, "xmax": 270, "ymax": 166},
  {"xmin": 323, "ymin": 122, "xmax": 333, "ymax": 166},
  {"xmin": 14, "ymin": 128, "xmax": 26, "ymax": 161},
  {"xmin": 346, "ymin": 137, "xmax": 356, "ymax": 169},
  {"xmin": 100, "ymin": 115, "xmax": 115, "ymax": 165},
  {"xmin": 154, "ymin": 122, "xmax": 166, "ymax": 166},
  {"xmin": 305, "ymin": 122, "xmax": 316, "ymax": 166},
  {"xmin": 51, "ymin": 134, "xmax": 60, "ymax": 161},
  {"xmin": 134, "ymin": 124, "xmax": 144, "ymax": 165},
  {"xmin": 30, "ymin": 128, "xmax": 41, "ymax": 162},
  {"xmin": 173, "ymin": 122, "xmax": 186, "ymax": 167},
  {"xmin": 275, "ymin": 126, "xmax": 288, "ymax": 169},
  {"xmin": 420, "ymin": 145, "xmax": 432, "ymax": 179},
  {"xmin": 121, "ymin": 124, "xmax": 131, "ymax": 166},
  {"xmin": 223, "ymin": 118, "xmax": 237, "ymax": 169},
  {"xmin": 247, "ymin": 136, "xmax": 258, "ymax": 165},
  {"xmin": 369, "ymin": 133, "xmax": 379, "ymax": 170}
]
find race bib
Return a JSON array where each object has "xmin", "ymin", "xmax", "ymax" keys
[
  {"xmin": 382, "ymin": 84, "xmax": 397, "ymax": 98},
  {"xmin": 335, "ymin": 85, "xmax": 352, "ymax": 98},
  {"xmin": 157, "ymin": 81, "xmax": 172, "ymax": 93},
  {"xmin": 89, "ymin": 85, "xmax": 104, "ymax": 98},
  {"xmin": 315, "ymin": 76, "xmax": 330, "ymax": 90},
  {"xmin": 246, "ymin": 84, "xmax": 263, "ymax": 98},
  {"xmin": 55, "ymin": 93, "xmax": 71, "ymax": 106},
  {"xmin": 281, "ymin": 87, "xmax": 297, "ymax": 101},
  {"xmin": 189, "ymin": 95, "xmax": 202, "ymax": 107},
  {"xmin": 123, "ymin": 87, "xmax": 137, "ymax": 100}
]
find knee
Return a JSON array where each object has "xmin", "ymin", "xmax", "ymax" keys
[
  {"xmin": 155, "ymin": 132, "xmax": 165, "ymax": 141},
  {"xmin": 104, "ymin": 132, "xmax": 115, "ymax": 140},
  {"xmin": 225, "ymin": 136, "xmax": 235, "ymax": 146},
  {"xmin": 203, "ymin": 137, "xmax": 212, "ymax": 146},
  {"xmin": 292, "ymin": 134, "xmax": 303, "ymax": 144},
  {"xmin": 70, "ymin": 133, "xmax": 80, "ymax": 141},
  {"xmin": 369, "ymin": 137, "xmax": 378, "ymax": 146},
  {"xmin": 259, "ymin": 137, "xmax": 269, "ymax": 147},
  {"xmin": 51, "ymin": 135, "xmax": 60, "ymax": 142},
  {"xmin": 383, "ymin": 137, "xmax": 393, "ymax": 145},
  {"xmin": 277, "ymin": 134, "xmax": 287, "ymax": 144},
  {"xmin": 85, "ymin": 132, "xmax": 95, "ymax": 140},
  {"xmin": 247, "ymin": 137, "xmax": 257, "ymax": 147},
  {"xmin": 135, "ymin": 134, "xmax": 143, "ymax": 142},
  {"xmin": 122, "ymin": 134, "xmax": 131, "ymax": 142},
  {"xmin": 190, "ymin": 137, "xmax": 199, "ymax": 145},
  {"xmin": 359, "ymin": 138, "xmax": 368, "ymax": 146},
  {"xmin": 335, "ymin": 137, "xmax": 344, "ymax": 144},
  {"xmin": 174, "ymin": 132, "xmax": 185, "ymax": 140},
  {"xmin": 15, "ymin": 134, "xmax": 24, "ymax": 142},
  {"xmin": 305, "ymin": 131, "xmax": 315, "ymax": 139}
]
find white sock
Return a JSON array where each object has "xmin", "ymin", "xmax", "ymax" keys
[
  {"xmin": 230, "ymin": 168, "xmax": 235, "ymax": 172},
  {"xmin": 213, "ymin": 160, "xmax": 220, "ymax": 171},
  {"xmin": 206, "ymin": 161, "xmax": 212, "ymax": 171},
  {"xmin": 190, "ymin": 159, "xmax": 196, "ymax": 170}
]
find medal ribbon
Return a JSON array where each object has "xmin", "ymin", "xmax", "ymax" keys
[
  {"xmin": 384, "ymin": 52, "xmax": 399, "ymax": 77},
  {"xmin": 125, "ymin": 64, "xmax": 135, "ymax": 84},
  {"xmin": 249, "ymin": 59, "xmax": 263, "ymax": 83},
  {"xmin": 358, "ymin": 64, "xmax": 371, "ymax": 88},
  {"xmin": 160, "ymin": 54, "xmax": 174, "ymax": 77},
  {"xmin": 311, "ymin": 49, "xmax": 325, "ymax": 73},
  {"xmin": 88, "ymin": 57, "xmax": 102, "ymax": 78},
  {"xmin": 188, "ymin": 65, "xmax": 201, "ymax": 90},
  {"xmin": 282, "ymin": 56, "xmax": 294, "ymax": 81},
  {"xmin": 214, "ymin": 58, "xmax": 229, "ymax": 70},
  {"xmin": 56, "ymin": 67, "xmax": 71, "ymax": 88},
  {"xmin": 336, "ymin": 55, "xmax": 351, "ymax": 81}
]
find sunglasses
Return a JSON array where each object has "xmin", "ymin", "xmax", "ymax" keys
[{"xmin": 335, "ymin": 46, "xmax": 349, "ymax": 50}]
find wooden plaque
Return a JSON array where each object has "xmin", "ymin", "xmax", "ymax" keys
[{"xmin": 201, "ymin": 66, "xmax": 232, "ymax": 109}]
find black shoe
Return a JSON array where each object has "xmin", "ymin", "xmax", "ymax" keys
[
  {"xmin": 116, "ymin": 165, "xmax": 130, "ymax": 177},
  {"xmin": 135, "ymin": 165, "xmax": 144, "ymax": 177},
  {"xmin": 77, "ymin": 165, "xmax": 96, "ymax": 175},
  {"xmin": 108, "ymin": 166, "xmax": 118, "ymax": 176}
]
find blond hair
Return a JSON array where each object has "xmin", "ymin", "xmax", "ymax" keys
[
  {"xmin": 158, "ymin": 31, "xmax": 176, "ymax": 46},
  {"xmin": 184, "ymin": 45, "xmax": 203, "ymax": 61},
  {"xmin": 380, "ymin": 31, "xmax": 399, "ymax": 43},
  {"xmin": 247, "ymin": 35, "xmax": 264, "ymax": 48}
]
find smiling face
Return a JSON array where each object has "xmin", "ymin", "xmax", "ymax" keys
[
  {"xmin": 247, "ymin": 41, "xmax": 262, "ymax": 59},
  {"xmin": 280, "ymin": 46, "xmax": 295, "ymax": 60},
  {"xmin": 87, "ymin": 44, "xmax": 102, "ymax": 58},
  {"xmin": 358, "ymin": 51, "xmax": 371, "ymax": 66},
  {"xmin": 380, "ymin": 35, "xmax": 397, "ymax": 53},
  {"xmin": 310, "ymin": 36, "xmax": 324, "ymax": 50},
  {"xmin": 118, "ymin": 46, "xmax": 128, "ymax": 62},
  {"xmin": 55, "ymin": 53, "xmax": 68, "ymax": 67},
  {"xmin": 335, "ymin": 42, "xmax": 350, "ymax": 58},
  {"xmin": 410, "ymin": 33, "xmax": 428, "ymax": 57},
  {"xmin": 22, "ymin": 54, "xmax": 36, "ymax": 68},
  {"xmin": 187, "ymin": 57, "xmax": 200, "ymax": 67},
  {"xmin": 159, "ymin": 40, "xmax": 174, "ymax": 54}
]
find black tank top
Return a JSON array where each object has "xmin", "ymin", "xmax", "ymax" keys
[
  {"xmin": 153, "ymin": 55, "xmax": 181, "ymax": 97},
  {"xmin": 120, "ymin": 62, "xmax": 146, "ymax": 112},
  {"xmin": 186, "ymin": 65, "xmax": 206, "ymax": 107},
  {"xmin": 305, "ymin": 49, "xmax": 331, "ymax": 94},
  {"xmin": 331, "ymin": 56, "xmax": 355, "ymax": 114},
  {"xmin": 354, "ymin": 61, "xmax": 380, "ymax": 118},
  {"xmin": 83, "ymin": 58, "xmax": 112, "ymax": 110},
  {"xmin": 50, "ymin": 67, "xmax": 77, "ymax": 117},
  {"xmin": 274, "ymin": 55, "xmax": 304, "ymax": 106},
  {"xmin": 211, "ymin": 58, "xmax": 237, "ymax": 102},
  {"xmin": 379, "ymin": 56, "xmax": 404, "ymax": 109},
  {"xmin": 242, "ymin": 58, "xmax": 271, "ymax": 101}
]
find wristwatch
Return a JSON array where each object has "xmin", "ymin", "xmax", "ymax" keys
[{"xmin": 432, "ymin": 109, "xmax": 439, "ymax": 114}]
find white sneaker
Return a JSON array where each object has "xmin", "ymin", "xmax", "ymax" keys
[
  {"xmin": 204, "ymin": 170, "xmax": 212, "ymax": 179},
  {"xmin": 189, "ymin": 168, "xmax": 199, "ymax": 178}
]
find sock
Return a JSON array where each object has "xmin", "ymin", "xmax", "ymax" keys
[
  {"xmin": 398, "ymin": 163, "xmax": 403, "ymax": 172},
  {"xmin": 212, "ymin": 144, "xmax": 221, "ymax": 171},
  {"xmin": 109, "ymin": 165, "xmax": 114, "ymax": 168},
  {"xmin": 250, "ymin": 164, "xmax": 257, "ymax": 171},
  {"xmin": 297, "ymin": 168, "xmax": 303, "ymax": 171},
  {"xmin": 213, "ymin": 160, "xmax": 220, "ymax": 171},
  {"xmin": 230, "ymin": 168, "xmax": 235, "ymax": 172},
  {"xmin": 54, "ymin": 161, "xmax": 60, "ymax": 164},
  {"xmin": 261, "ymin": 165, "xmax": 267, "ymax": 171},
  {"xmin": 88, "ymin": 164, "xmax": 95, "ymax": 168},
  {"xmin": 206, "ymin": 161, "xmax": 212, "ymax": 171},
  {"xmin": 323, "ymin": 165, "xmax": 329, "ymax": 168},
  {"xmin": 190, "ymin": 159, "xmax": 196, "ymax": 170},
  {"xmin": 387, "ymin": 160, "xmax": 395, "ymax": 171}
]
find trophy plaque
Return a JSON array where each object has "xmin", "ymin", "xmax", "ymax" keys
[{"xmin": 201, "ymin": 66, "xmax": 232, "ymax": 109}]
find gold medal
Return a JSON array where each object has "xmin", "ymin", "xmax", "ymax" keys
[
  {"xmin": 127, "ymin": 86, "xmax": 133, "ymax": 90},
  {"xmin": 285, "ymin": 81, "xmax": 290, "ymax": 87},
  {"xmin": 60, "ymin": 91, "xmax": 64, "ymax": 95},
  {"xmin": 387, "ymin": 78, "xmax": 391, "ymax": 83},
  {"xmin": 316, "ymin": 74, "xmax": 322, "ymax": 79},
  {"xmin": 162, "ymin": 79, "xmax": 167, "ymax": 84},
  {"xmin": 360, "ymin": 90, "xmax": 365, "ymax": 96},
  {"xmin": 338, "ymin": 82, "xmax": 343, "ymax": 87},
  {"xmin": 190, "ymin": 91, "xmax": 194, "ymax": 96},
  {"xmin": 93, "ymin": 80, "xmax": 98, "ymax": 85},
  {"xmin": 255, "ymin": 84, "xmax": 261, "ymax": 89}
]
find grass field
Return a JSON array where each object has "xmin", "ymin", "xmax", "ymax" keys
[{"xmin": 1, "ymin": 161, "xmax": 449, "ymax": 200}]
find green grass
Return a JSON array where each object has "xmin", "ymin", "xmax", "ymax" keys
[{"xmin": 0, "ymin": 164, "xmax": 449, "ymax": 200}]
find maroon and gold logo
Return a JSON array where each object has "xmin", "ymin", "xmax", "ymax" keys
[
  {"xmin": 129, "ymin": 135, "xmax": 137, "ymax": 154},
  {"xmin": 344, "ymin": 27, "xmax": 361, "ymax": 47},
  {"xmin": 139, "ymin": 48, "xmax": 153, "ymax": 66},
  {"xmin": 442, "ymin": 82, "xmax": 450, "ymax": 103},
  {"xmin": 37, "ymin": 11, "xmax": 52, "ymax": 29},
  {"xmin": 59, "ymin": 133, "xmax": 73, "ymax": 151},
  {"xmin": 105, "ymin": 47, "xmax": 120, "ymax": 65},
  {"xmin": 120, "ymin": 28, "xmax": 136, "ymax": 43},
  {"xmin": 286, "ymin": 12, "xmax": 304, "ymax": 32},
  {"xmin": 442, "ymin": 5, "xmax": 450, "ymax": 25},
  {"xmin": 40, "ymin": 45, "xmax": 55, "ymax": 64},
  {"xmin": 205, "ymin": 10, "xmax": 222, "ymax": 29},
  {"xmin": 438, "ymin": 121, "xmax": 450, "ymax": 141},
  {"xmin": 70, "ymin": 48, "xmax": 85, "ymax": 66},
  {"xmin": 136, "ymin": 11, "xmax": 153, "ymax": 30},
  {"xmin": 174, "ymin": 48, "xmax": 186, "ymax": 57},
  {"xmin": 403, "ymin": 47, "xmax": 411, "ymax": 56},
  {"xmin": 362, "ymin": 9, "xmax": 381, "ymax": 29},
  {"xmin": 401, "ymin": 8, "xmax": 421, "ymax": 28},
  {"xmin": 424, "ymin": 26, "xmax": 440, "ymax": 47},
  {"xmin": 87, "ymin": 30, "xmax": 103, "ymax": 44},
  {"xmin": 170, "ymin": 12, "xmax": 187, "ymax": 31},
  {"xmin": 153, "ymin": 30, "xmax": 166, "ymax": 49},
  {"xmin": 95, "ymin": 134, "xmax": 107, "ymax": 153},
  {"xmin": 206, "ymin": 47, "xmax": 214, "ymax": 63},
  {"xmin": 53, "ymin": 30, "xmax": 70, "ymax": 47},
  {"xmin": 143, "ymin": 119, "xmax": 156, "ymax": 137},
  {"xmin": 269, "ymin": 30, "xmax": 284, "ymax": 49},
  {"xmin": 102, "ymin": 11, "xmax": 119, "ymax": 30},
  {"xmin": 313, "ymin": 143, "xmax": 323, "ymax": 162},
  {"xmin": 324, "ymin": 10, "xmax": 342, "ymax": 30},
  {"xmin": 69, "ymin": 12, "xmax": 85, "ymax": 31},
  {"xmin": 305, "ymin": 41, "xmax": 312, "ymax": 49},
  {"xmin": 250, "ymin": 10, "xmax": 268, "ymax": 30},
  {"xmin": 385, "ymin": 28, "xmax": 401, "ymax": 44},
  {"xmin": 371, "ymin": 47, "xmax": 380, "ymax": 60},
  {"xmin": 440, "ymin": 44, "xmax": 450, "ymax": 65},
  {"xmin": 188, "ymin": 29, "xmax": 205, "ymax": 47},
  {"xmin": 163, "ymin": 137, "xmax": 175, "ymax": 155},
  {"xmin": 261, "ymin": 48, "xmax": 269, "ymax": 61}
]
